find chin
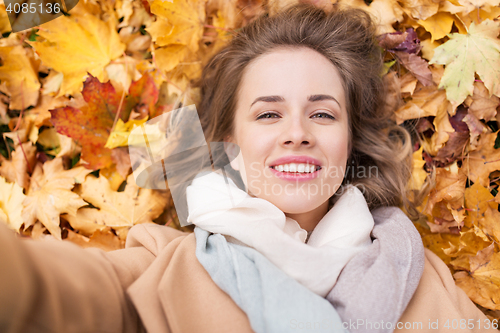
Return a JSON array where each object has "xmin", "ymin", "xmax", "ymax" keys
[{"xmin": 267, "ymin": 196, "xmax": 323, "ymax": 215}]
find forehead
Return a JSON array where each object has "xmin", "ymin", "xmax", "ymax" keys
[{"xmin": 237, "ymin": 46, "xmax": 346, "ymax": 107}]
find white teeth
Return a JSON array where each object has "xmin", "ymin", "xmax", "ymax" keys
[{"xmin": 272, "ymin": 163, "xmax": 319, "ymax": 173}]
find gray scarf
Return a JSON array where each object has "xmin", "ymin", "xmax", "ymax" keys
[{"xmin": 326, "ymin": 206, "xmax": 425, "ymax": 333}]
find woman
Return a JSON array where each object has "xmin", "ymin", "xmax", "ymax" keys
[{"xmin": 0, "ymin": 3, "xmax": 493, "ymax": 333}]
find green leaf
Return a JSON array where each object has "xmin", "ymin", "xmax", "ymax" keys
[{"xmin": 430, "ymin": 20, "xmax": 500, "ymax": 108}]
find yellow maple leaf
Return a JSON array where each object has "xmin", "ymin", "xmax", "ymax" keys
[
  {"xmin": 426, "ymin": 163, "xmax": 466, "ymax": 216},
  {"xmin": 430, "ymin": 19, "xmax": 500, "ymax": 109},
  {"xmin": 464, "ymin": 182, "xmax": 500, "ymax": 242},
  {"xmin": 149, "ymin": 0, "xmax": 206, "ymax": 53},
  {"xmin": 104, "ymin": 117, "xmax": 149, "ymax": 149},
  {"xmin": 457, "ymin": 0, "xmax": 500, "ymax": 14},
  {"xmin": 454, "ymin": 251, "xmax": 500, "ymax": 311},
  {"xmin": 399, "ymin": 0, "xmax": 439, "ymax": 21},
  {"xmin": 0, "ymin": 45, "xmax": 40, "ymax": 110},
  {"xmin": 0, "ymin": 142, "xmax": 37, "ymax": 189},
  {"xmin": 22, "ymin": 158, "xmax": 91, "ymax": 240},
  {"xmin": 418, "ymin": 12, "xmax": 455, "ymax": 42},
  {"xmin": 0, "ymin": 176, "xmax": 26, "ymax": 231},
  {"xmin": 65, "ymin": 227, "xmax": 125, "ymax": 251},
  {"xmin": 154, "ymin": 44, "xmax": 190, "ymax": 73},
  {"xmin": 414, "ymin": 222, "xmax": 460, "ymax": 265},
  {"xmin": 409, "ymin": 146, "xmax": 428, "ymax": 191},
  {"xmin": 465, "ymin": 81, "xmax": 499, "ymax": 121},
  {"xmin": 29, "ymin": 2, "xmax": 126, "ymax": 96},
  {"xmin": 64, "ymin": 174, "xmax": 167, "ymax": 235},
  {"xmin": 0, "ymin": 3, "xmax": 10, "ymax": 34},
  {"xmin": 462, "ymin": 132, "xmax": 500, "ymax": 187},
  {"xmin": 338, "ymin": 0, "xmax": 404, "ymax": 34}
]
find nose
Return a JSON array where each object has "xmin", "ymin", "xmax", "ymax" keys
[{"xmin": 279, "ymin": 116, "xmax": 314, "ymax": 148}]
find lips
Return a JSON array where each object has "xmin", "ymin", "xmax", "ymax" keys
[
  {"xmin": 267, "ymin": 155, "xmax": 322, "ymax": 181},
  {"xmin": 268, "ymin": 155, "xmax": 322, "ymax": 169}
]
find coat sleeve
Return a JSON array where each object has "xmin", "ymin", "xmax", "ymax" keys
[
  {"xmin": 0, "ymin": 222, "xmax": 157, "ymax": 333},
  {"xmin": 396, "ymin": 248, "xmax": 496, "ymax": 333}
]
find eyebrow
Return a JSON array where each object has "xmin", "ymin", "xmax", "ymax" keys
[{"xmin": 250, "ymin": 94, "xmax": 341, "ymax": 108}]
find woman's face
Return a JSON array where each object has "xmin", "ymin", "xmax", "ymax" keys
[{"xmin": 228, "ymin": 47, "xmax": 350, "ymax": 220}]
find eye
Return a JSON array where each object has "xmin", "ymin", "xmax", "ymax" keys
[
  {"xmin": 311, "ymin": 112, "xmax": 335, "ymax": 120},
  {"xmin": 257, "ymin": 112, "xmax": 280, "ymax": 120}
]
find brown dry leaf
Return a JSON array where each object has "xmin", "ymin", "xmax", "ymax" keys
[
  {"xmin": 429, "ymin": 104, "xmax": 455, "ymax": 154},
  {"xmin": 414, "ymin": 222, "xmax": 460, "ymax": 265},
  {"xmin": 462, "ymin": 132, "xmax": 500, "ymax": 187},
  {"xmin": 111, "ymin": 147, "xmax": 131, "ymax": 179},
  {"xmin": 395, "ymin": 84, "xmax": 449, "ymax": 125},
  {"xmin": 462, "ymin": 113, "xmax": 488, "ymax": 149},
  {"xmin": 464, "ymin": 182, "xmax": 497, "ymax": 216},
  {"xmin": 445, "ymin": 227, "xmax": 493, "ymax": 270},
  {"xmin": 394, "ymin": 52, "xmax": 433, "ymax": 86},
  {"xmin": 454, "ymin": 251, "xmax": 500, "ymax": 311},
  {"xmin": 65, "ymin": 227, "xmax": 125, "ymax": 251},
  {"xmin": 465, "ymin": 81, "xmax": 499, "ymax": 122},
  {"xmin": 0, "ymin": 45, "xmax": 40, "ymax": 110},
  {"xmin": 470, "ymin": 243, "xmax": 495, "ymax": 272},
  {"xmin": 457, "ymin": 0, "xmax": 500, "ymax": 14},
  {"xmin": 0, "ymin": 176, "xmax": 26, "ymax": 231},
  {"xmin": 464, "ymin": 182, "xmax": 500, "ymax": 242},
  {"xmin": 338, "ymin": 0, "xmax": 404, "ymax": 34},
  {"xmin": 64, "ymin": 174, "xmax": 167, "ymax": 235},
  {"xmin": 149, "ymin": 0, "xmax": 206, "ymax": 52},
  {"xmin": 22, "ymin": 158, "xmax": 91, "ymax": 240},
  {"xmin": 0, "ymin": 141, "xmax": 37, "ymax": 189},
  {"xmin": 268, "ymin": 0, "xmax": 334, "ymax": 14},
  {"xmin": 434, "ymin": 108, "xmax": 470, "ymax": 165},
  {"xmin": 28, "ymin": 94, "xmax": 69, "ymax": 129},
  {"xmin": 399, "ymin": 0, "xmax": 439, "ymax": 21},
  {"xmin": 399, "ymin": 72, "xmax": 418, "ymax": 96},
  {"xmin": 476, "ymin": 206, "xmax": 500, "ymax": 243},
  {"xmin": 426, "ymin": 163, "xmax": 467, "ymax": 216}
]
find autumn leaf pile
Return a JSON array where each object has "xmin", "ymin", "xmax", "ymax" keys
[{"xmin": 1, "ymin": 0, "xmax": 500, "ymax": 320}]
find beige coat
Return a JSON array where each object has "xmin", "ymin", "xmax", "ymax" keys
[{"xmin": 0, "ymin": 221, "xmax": 494, "ymax": 333}]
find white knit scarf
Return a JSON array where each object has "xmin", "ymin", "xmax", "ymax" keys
[{"xmin": 186, "ymin": 171, "xmax": 374, "ymax": 297}]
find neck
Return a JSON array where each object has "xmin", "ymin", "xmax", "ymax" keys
[{"xmin": 285, "ymin": 199, "xmax": 330, "ymax": 232}]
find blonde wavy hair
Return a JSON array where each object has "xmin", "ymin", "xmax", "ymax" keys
[{"xmin": 192, "ymin": 3, "xmax": 413, "ymax": 214}]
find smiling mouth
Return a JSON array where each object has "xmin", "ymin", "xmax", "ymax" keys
[{"xmin": 269, "ymin": 163, "xmax": 322, "ymax": 174}]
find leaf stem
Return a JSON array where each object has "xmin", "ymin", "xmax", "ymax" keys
[{"xmin": 453, "ymin": 14, "xmax": 469, "ymax": 33}]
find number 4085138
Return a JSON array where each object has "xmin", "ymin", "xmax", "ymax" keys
[{"xmin": 6, "ymin": 2, "xmax": 61, "ymax": 14}]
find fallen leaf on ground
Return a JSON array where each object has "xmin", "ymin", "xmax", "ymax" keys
[
  {"xmin": 0, "ymin": 45, "xmax": 40, "ymax": 110},
  {"xmin": 0, "ymin": 176, "xmax": 26, "ymax": 231},
  {"xmin": 29, "ymin": 2, "xmax": 126, "ymax": 96},
  {"xmin": 430, "ymin": 20, "xmax": 500, "ymax": 109},
  {"xmin": 64, "ymin": 174, "xmax": 167, "ymax": 235},
  {"xmin": 22, "ymin": 158, "xmax": 91, "ymax": 240}
]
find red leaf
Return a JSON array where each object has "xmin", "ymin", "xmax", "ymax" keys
[
  {"xmin": 50, "ymin": 74, "xmax": 159, "ymax": 170},
  {"xmin": 50, "ymin": 75, "xmax": 121, "ymax": 170},
  {"xmin": 124, "ymin": 73, "xmax": 159, "ymax": 120}
]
